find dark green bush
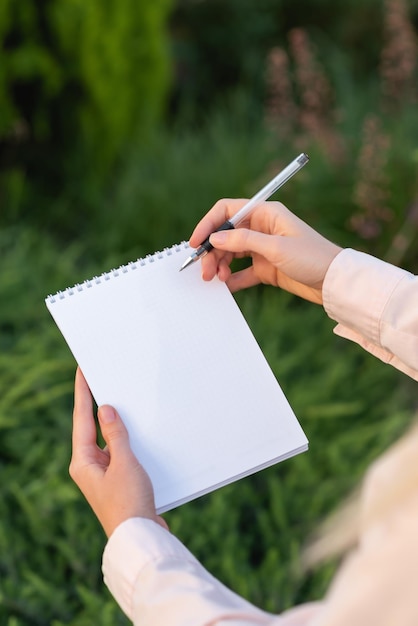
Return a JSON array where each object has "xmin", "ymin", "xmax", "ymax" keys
[
  {"xmin": 170, "ymin": 0, "xmax": 418, "ymax": 117},
  {"xmin": 0, "ymin": 0, "xmax": 172, "ymax": 189}
]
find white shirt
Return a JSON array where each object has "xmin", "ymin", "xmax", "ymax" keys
[{"xmin": 102, "ymin": 249, "xmax": 418, "ymax": 625}]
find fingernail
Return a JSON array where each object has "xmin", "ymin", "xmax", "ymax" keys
[
  {"xmin": 210, "ymin": 231, "xmax": 227, "ymax": 245},
  {"xmin": 98, "ymin": 405, "xmax": 116, "ymax": 424}
]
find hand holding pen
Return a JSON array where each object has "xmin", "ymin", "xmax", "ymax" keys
[
  {"xmin": 181, "ymin": 153, "xmax": 309, "ymax": 271},
  {"xmin": 187, "ymin": 154, "xmax": 342, "ymax": 304}
]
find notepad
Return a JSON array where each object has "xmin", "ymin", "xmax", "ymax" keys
[{"xmin": 46, "ymin": 242, "xmax": 308, "ymax": 513}]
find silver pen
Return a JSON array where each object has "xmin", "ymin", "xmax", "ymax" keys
[{"xmin": 180, "ymin": 152, "xmax": 309, "ymax": 272}]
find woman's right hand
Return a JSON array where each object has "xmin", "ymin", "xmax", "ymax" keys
[{"xmin": 189, "ymin": 200, "xmax": 342, "ymax": 305}]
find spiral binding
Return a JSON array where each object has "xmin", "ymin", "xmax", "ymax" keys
[{"xmin": 46, "ymin": 241, "xmax": 190, "ymax": 305}]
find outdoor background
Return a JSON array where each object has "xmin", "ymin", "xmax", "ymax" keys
[{"xmin": 1, "ymin": 0, "xmax": 417, "ymax": 624}]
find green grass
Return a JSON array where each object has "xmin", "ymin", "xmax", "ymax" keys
[{"xmin": 0, "ymin": 94, "xmax": 417, "ymax": 624}]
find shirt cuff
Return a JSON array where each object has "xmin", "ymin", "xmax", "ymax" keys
[
  {"xmin": 322, "ymin": 248, "xmax": 408, "ymax": 348},
  {"xmin": 102, "ymin": 518, "xmax": 197, "ymax": 620}
]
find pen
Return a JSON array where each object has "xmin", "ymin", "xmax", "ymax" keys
[{"xmin": 179, "ymin": 152, "xmax": 309, "ymax": 271}]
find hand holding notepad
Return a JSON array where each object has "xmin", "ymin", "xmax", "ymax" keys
[{"xmin": 46, "ymin": 241, "xmax": 307, "ymax": 513}]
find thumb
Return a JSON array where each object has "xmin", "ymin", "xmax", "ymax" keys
[
  {"xmin": 98, "ymin": 405, "xmax": 133, "ymax": 459},
  {"xmin": 210, "ymin": 228, "xmax": 280, "ymax": 262}
]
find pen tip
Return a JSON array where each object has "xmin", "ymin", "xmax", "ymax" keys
[{"xmin": 179, "ymin": 256, "xmax": 193, "ymax": 272}]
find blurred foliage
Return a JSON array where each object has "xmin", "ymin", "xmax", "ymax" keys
[
  {"xmin": 170, "ymin": 0, "xmax": 418, "ymax": 116},
  {"xmin": 0, "ymin": 0, "xmax": 172, "ymax": 189},
  {"xmin": 0, "ymin": 0, "xmax": 418, "ymax": 623}
]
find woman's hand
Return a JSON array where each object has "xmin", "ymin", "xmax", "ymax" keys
[
  {"xmin": 189, "ymin": 200, "xmax": 342, "ymax": 304},
  {"xmin": 70, "ymin": 368, "xmax": 168, "ymax": 538}
]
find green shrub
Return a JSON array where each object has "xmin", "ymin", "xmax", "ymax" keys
[{"xmin": 0, "ymin": 0, "xmax": 172, "ymax": 188}]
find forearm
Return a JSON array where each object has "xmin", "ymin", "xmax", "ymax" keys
[{"xmin": 323, "ymin": 249, "xmax": 418, "ymax": 380}]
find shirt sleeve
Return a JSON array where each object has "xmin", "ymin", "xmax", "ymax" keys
[
  {"xmin": 305, "ymin": 428, "xmax": 418, "ymax": 626},
  {"xmin": 322, "ymin": 248, "xmax": 418, "ymax": 380},
  {"xmin": 102, "ymin": 517, "xmax": 322, "ymax": 626}
]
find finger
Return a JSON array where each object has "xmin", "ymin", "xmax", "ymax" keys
[
  {"xmin": 189, "ymin": 199, "xmax": 250, "ymax": 248},
  {"xmin": 210, "ymin": 228, "xmax": 280, "ymax": 263},
  {"xmin": 200, "ymin": 248, "xmax": 222, "ymax": 281},
  {"xmin": 226, "ymin": 266, "xmax": 261, "ymax": 293},
  {"xmin": 97, "ymin": 405, "xmax": 135, "ymax": 462},
  {"xmin": 73, "ymin": 368, "xmax": 97, "ymax": 452},
  {"xmin": 217, "ymin": 257, "xmax": 232, "ymax": 283},
  {"xmin": 200, "ymin": 249, "xmax": 233, "ymax": 282}
]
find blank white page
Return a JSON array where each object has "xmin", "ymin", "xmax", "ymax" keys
[{"xmin": 46, "ymin": 242, "xmax": 308, "ymax": 513}]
